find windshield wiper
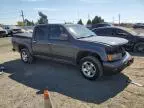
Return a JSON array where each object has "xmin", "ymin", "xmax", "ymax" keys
[
  {"xmin": 77, "ymin": 36, "xmax": 87, "ymax": 39},
  {"xmin": 87, "ymin": 34, "xmax": 95, "ymax": 37}
]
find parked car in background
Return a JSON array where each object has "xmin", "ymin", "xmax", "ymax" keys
[
  {"xmin": 87, "ymin": 23, "xmax": 112, "ymax": 30},
  {"xmin": 0, "ymin": 27, "xmax": 7, "ymax": 37},
  {"xmin": 12, "ymin": 24, "xmax": 133, "ymax": 80},
  {"xmin": 21, "ymin": 26, "xmax": 34, "ymax": 33},
  {"xmin": 3, "ymin": 25, "xmax": 22, "ymax": 36},
  {"xmin": 91, "ymin": 23, "xmax": 112, "ymax": 29},
  {"xmin": 133, "ymin": 23, "xmax": 144, "ymax": 29},
  {"xmin": 92, "ymin": 26, "xmax": 144, "ymax": 52}
]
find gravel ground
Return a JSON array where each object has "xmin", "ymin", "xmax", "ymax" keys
[{"xmin": 0, "ymin": 37, "xmax": 144, "ymax": 108}]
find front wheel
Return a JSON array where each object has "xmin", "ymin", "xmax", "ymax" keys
[
  {"xmin": 79, "ymin": 56, "xmax": 103, "ymax": 80},
  {"xmin": 20, "ymin": 48, "xmax": 34, "ymax": 64}
]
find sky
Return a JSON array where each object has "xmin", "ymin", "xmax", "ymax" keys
[{"xmin": 0, "ymin": 0, "xmax": 144, "ymax": 25}]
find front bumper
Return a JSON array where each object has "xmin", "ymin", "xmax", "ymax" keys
[{"xmin": 103, "ymin": 52, "xmax": 134, "ymax": 75}]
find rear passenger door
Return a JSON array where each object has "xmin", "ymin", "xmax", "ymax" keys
[{"xmin": 32, "ymin": 26, "xmax": 52, "ymax": 56}]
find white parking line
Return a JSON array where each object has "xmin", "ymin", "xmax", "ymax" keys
[{"xmin": 128, "ymin": 79, "xmax": 143, "ymax": 87}]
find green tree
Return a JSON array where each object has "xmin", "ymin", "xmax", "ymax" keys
[
  {"xmin": 17, "ymin": 21, "xmax": 24, "ymax": 26},
  {"xmin": 25, "ymin": 19, "xmax": 35, "ymax": 26},
  {"xmin": 92, "ymin": 16, "xmax": 104, "ymax": 24},
  {"xmin": 87, "ymin": 19, "xmax": 92, "ymax": 25},
  {"xmin": 77, "ymin": 19, "xmax": 83, "ymax": 25},
  {"xmin": 37, "ymin": 12, "xmax": 48, "ymax": 24}
]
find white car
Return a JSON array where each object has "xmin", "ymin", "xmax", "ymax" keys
[
  {"xmin": 3, "ymin": 25, "xmax": 22, "ymax": 35},
  {"xmin": 0, "ymin": 27, "xmax": 7, "ymax": 37},
  {"xmin": 21, "ymin": 26, "xmax": 34, "ymax": 33}
]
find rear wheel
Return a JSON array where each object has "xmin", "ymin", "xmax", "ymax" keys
[
  {"xmin": 20, "ymin": 48, "xmax": 34, "ymax": 64},
  {"xmin": 79, "ymin": 56, "xmax": 103, "ymax": 80}
]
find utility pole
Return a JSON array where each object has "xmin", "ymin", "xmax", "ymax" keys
[
  {"xmin": 118, "ymin": 14, "xmax": 121, "ymax": 25},
  {"xmin": 113, "ymin": 16, "xmax": 115, "ymax": 24},
  {"xmin": 21, "ymin": 10, "xmax": 25, "ymax": 25}
]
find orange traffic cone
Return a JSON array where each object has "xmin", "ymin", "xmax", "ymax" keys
[{"xmin": 44, "ymin": 89, "xmax": 53, "ymax": 108}]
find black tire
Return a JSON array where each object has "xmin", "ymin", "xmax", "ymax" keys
[
  {"xmin": 133, "ymin": 43, "xmax": 144, "ymax": 53},
  {"xmin": 79, "ymin": 56, "xmax": 103, "ymax": 80},
  {"xmin": 20, "ymin": 48, "xmax": 34, "ymax": 64}
]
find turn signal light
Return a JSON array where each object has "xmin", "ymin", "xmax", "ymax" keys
[{"xmin": 107, "ymin": 55, "xmax": 112, "ymax": 61}]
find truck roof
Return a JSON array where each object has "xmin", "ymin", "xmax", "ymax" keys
[{"xmin": 35, "ymin": 24, "xmax": 80, "ymax": 28}]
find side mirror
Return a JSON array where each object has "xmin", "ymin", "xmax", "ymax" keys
[{"xmin": 60, "ymin": 33, "xmax": 68, "ymax": 40}]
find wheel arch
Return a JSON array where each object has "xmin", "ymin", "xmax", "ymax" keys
[
  {"xmin": 18, "ymin": 44, "xmax": 29, "ymax": 52},
  {"xmin": 76, "ymin": 51, "xmax": 102, "ymax": 65}
]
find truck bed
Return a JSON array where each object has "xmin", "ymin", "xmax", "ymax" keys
[
  {"xmin": 12, "ymin": 33, "xmax": 32, "ymax": 52},
  {"xmin": 13, "ymin": 33, "xmax": 32, "ymax": 38}
]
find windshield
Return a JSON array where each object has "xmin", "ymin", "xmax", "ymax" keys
[
  {"xmin": 66, "ymin": 25, "xmax": 96, "ymax": 39},
  {"xmin": 121, "ymin": 27, "xmax": 138, "ymax": 35}
]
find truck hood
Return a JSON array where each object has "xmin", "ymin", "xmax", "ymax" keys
[{"xmin": 79, "ymin": 36, "xmax": 128, "ymax": 46}]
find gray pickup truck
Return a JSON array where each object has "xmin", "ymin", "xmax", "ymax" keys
[{"xmin": 12, "ymin": 24, "xmax": 134, "ymax": 80}]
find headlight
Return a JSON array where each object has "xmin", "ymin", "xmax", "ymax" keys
[{"xmin": 107, "ymin": 53, "xmax": 122, "ymax": 61}]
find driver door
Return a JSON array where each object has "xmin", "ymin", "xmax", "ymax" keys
[{"xmin": 48, "ymin": 25, "xmax": 77, "ymax": 63}]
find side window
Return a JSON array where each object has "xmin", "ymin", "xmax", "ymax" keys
[
  {"xmin": 35, "ymin": 26, "xmax": 48, "ymax": 41},
  {"xmin": 115, "ymin": 29, "xmax": 129, "ymax": 36},
  {"xmin": 103, "ymin": 28, "xmax": 112, "ymax": 36},
  {"xmin": 49, "ymin": 26, "xmax": 66, "ymax": 40},
  {"xmin": 94, "ymin": 29, "xmax": 103, "ymax": 35},
  {"xmin": 95, "ymin": 28, "xmax": 112, "ymax": 36},
  {"xmin": 5, "ymin": 26, "xmax": 9, "ymax": 29}
]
